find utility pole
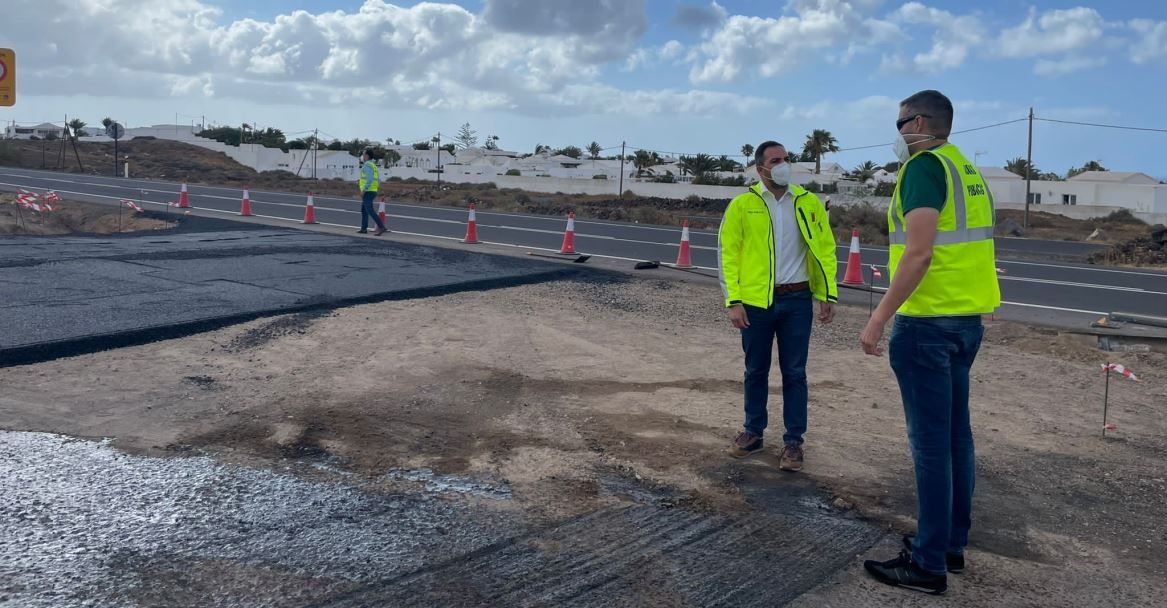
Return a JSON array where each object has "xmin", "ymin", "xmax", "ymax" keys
[
  {"xmin": 436, "ymin": 132, "xmax": 442, "ymax": 189},
  {"xmin": 618, "ymin": 141, "xmax": 626, "ymax": 198},
  {"xmin": 312, "ymin": 128, "xmax": 318, "ymax": 180},
  {"xmin": 1024, "ymin": 107, "xmax": 1034, "ymax": 229}
]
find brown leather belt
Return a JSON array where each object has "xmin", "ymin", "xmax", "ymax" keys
[{"xmin": 774, "ymin": 281, "xmax": 810, "ymax": 296}]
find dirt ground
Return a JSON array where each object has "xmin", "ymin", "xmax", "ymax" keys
[
  {"xmin": 1, "ymin": 193, "xmax": 174, "ymax": 235},
  {"xmin": 1, "ymin": 268, "xmax": 1163, "ymax": 606}
]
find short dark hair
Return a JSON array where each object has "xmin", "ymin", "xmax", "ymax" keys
[
  {"xmin": 900, "ymin": 90, "xmax": 954, "ymax": 137},
  {"xmin": 362, "ymin": 147, "xmax": 376, "ymax": 159},
  {"xmin": 754, "ymin": 141, "xmax": 786, "ymax": 166}
]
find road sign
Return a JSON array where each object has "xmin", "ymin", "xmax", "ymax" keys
[
  {"xmin": 106, "ymin": 122, "xmax": 125, "ymax": 139},
  {"xmin": 0, "ymin": 48, "xmax": 14, "ymax": 107}
]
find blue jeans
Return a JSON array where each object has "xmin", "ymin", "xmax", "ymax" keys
[
  {"xmin": 360, "ymin": 191, "xmax": 385, "ymax": 231},
  {"xmin": 889, "ymin": 314, "xmax": 984, "ymax": 576},
  {"xmin": 740, "ymin": 290, "xmax": 813, "ymax": 445}
]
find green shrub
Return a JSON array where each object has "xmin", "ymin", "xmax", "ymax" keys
[{"xmin": 505, "ymin": 169, "xmax": 521, "ymax": 176}]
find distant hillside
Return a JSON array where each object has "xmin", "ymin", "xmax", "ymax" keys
[{"xmin": 0, "ymin": 138, "xmax": 260, "ymax": 182}]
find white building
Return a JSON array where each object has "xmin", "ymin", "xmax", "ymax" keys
[
  {"xmin": 5, "ymin": 122, "xmax": 67, "ymax": 139},
  {"xmin": 984, "ymin": 170, "xmax": 1167, "ymax": 214}
]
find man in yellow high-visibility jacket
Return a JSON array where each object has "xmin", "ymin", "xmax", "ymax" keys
[
  {"xmin": 860, "ymin": 90, "xmax": 1001, "ymax": 596},
  {"xmin": 358, "ymin": 147, "xmax": 387, "ymax": 236},
  {"xmin": 718, "ymin": 141, "xmax": 838, "ymax": 472}
]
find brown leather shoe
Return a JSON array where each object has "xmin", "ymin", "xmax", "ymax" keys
[
  {"xmin": 779, "ymin": 443, "xmax": 804, "ymax": 472},
  {"xmin": 727, "ymin": 431, "xmax": 763, "ymax": 459}
]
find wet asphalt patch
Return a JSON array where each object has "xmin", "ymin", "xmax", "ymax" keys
[{"xmin": 1, "ymin": 431, "xmax": 882, "ymax": 607}]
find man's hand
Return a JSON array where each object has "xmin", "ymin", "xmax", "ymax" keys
[
  {"xmin": 728, "ymin": 305, "xmax": 749, "ymax": 329},
  {"xmin": 860, "ymin": 317, "xmax": 887, "ymax": 356},
  {"xmin": 818, "ymin": 301, "xmax": 835, "ymax": 324}
]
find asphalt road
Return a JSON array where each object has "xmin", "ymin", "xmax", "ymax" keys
[{"xmin": 3, "ymin": 167, "xmax": 1166, "ymax": 328}]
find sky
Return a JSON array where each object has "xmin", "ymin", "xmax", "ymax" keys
[{"xmin": 3, "ymin": 0, "xmax": 1166, "ymax": 178}]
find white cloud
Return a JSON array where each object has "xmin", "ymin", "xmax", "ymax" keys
[
  {"xmin": 997, "ymin": 7, "xmax": 1106, "ymax": 58},
  {"xmin": 2, "ymin": 0, "xmax": 766, "ymax": 118},
  {"xmin": 687, "ymin": 0, "xmax": 901, "ymax": 84},
  {"xmin": 887, "ymin": 2, "xmax": 984, "ymax": 73},
  {"xmin": 1033, "ymin": 56, "xmax": 1107, "ymax": 77},
  {"xmin": 624, "ymin": 40, "xmax": 686, "ymax": 71},
  {"xmin": 1129, "ymin": 19, "xmax": 1167, "ymax": 63}
]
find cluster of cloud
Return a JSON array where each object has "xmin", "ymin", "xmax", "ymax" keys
[{"xmin": 5, "ymin": 0, "xmax": 1165, "ymax": 115}]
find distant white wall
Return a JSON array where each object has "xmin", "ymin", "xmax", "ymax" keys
[{"xmin": 984, "ymin": 176, "xmax": 1166, "ymax": 214}]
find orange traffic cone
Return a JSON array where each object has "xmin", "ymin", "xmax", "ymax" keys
[
  {"xmin": 675, "ymin": 219, "xmax": 694, "ymax": 268},
  {"xmin": 559, "ymin": 212, "xmax": 577, "ymax": 254},
  {"xmin": 178, "ymin": 182, "xmax": 190, "ymax": 208},
  {"xmin": 378, "ymin": 197, "xmax": 387, "ymax": 226},
  {"xmin": 842, "ymin": 228, "xmax": 865, "ymax": 285},
  {"xmin": 240, "ymin": 187, "xmax": 253, "ymax": 216},
  {"xmin": 462, "ymin": 202, "xmax": 480, "ymax": 243},
  {"xmin": 302, "ymin": 192, "xmax": 317, "ymax": 224}
]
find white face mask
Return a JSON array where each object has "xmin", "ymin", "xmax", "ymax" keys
[
  {"xmin": 892, "ymin": 132, "xmax": 937, "ymax": 163},
  {"xmin": 893, "ymin": 133, "xmax": 911, "ymax": 163},
  {"xmin": 766, "ymin": 162, "xmax": 791, "ymax": 185}
]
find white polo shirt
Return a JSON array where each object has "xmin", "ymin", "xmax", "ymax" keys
[{"xmin": 758, "ymin": 184, "xmax": 809, "ymax": 285}]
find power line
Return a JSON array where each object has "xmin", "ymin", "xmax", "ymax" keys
[
  {"xmin": 835, "ymin": 117, "xmax": 1028, "ymax": 152},
  {"xmin": 1034, "ymin": 117, "xmax": 1167, "ymax": 134}
]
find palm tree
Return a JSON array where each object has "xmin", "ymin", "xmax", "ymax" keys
[
  {"xmin": 678, "ymin": 153, "xmax": 719, "ymax": 178},
  {"xmin": 850, "ymin": 160, "xmax": 879, "ymax": 184},
  {"xmin": 383, "ymin": 149, "xmax": 402, "ymax": 168},
  {"xmin": 101, "ymin": 117, "xmax": 114, "ymax": 129},
  {"xmin": 1005, "ymin": 157, "xmax": 1041, "ymax": 180},
  {"xmin": 587, "ymin": 141, "xmax": 602, "ymax": 160},
  {"xmin": 717, "ymin": 155, "xmax": 739, "ymax": 172},
  {"xmin": 802, "ymin": 129, "xmax": 840, "ymax": 175},
  {"xmin": 67, "ymin": 119, "xmax": 87, "ymax": 139},
  {"xmin": 741, "ymin": 143, "xmax": 754, "ymax": 167},
  {"xmin": 633, "ymin": 150, "xmax": 662, "ymax": 177}
]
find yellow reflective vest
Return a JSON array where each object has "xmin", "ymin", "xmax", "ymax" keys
[
  {"xmin": 888, "ymin": 143, "xmax": 1001, "ymax": 316},
  {"xmin": 359, "ymin": 160, "xmax": 380, "ymax": 192},
  {"xmin": 718, "ymin": 182, "xmax": 839, "ymax": 308}
]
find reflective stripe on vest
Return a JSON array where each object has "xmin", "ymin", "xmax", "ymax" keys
[
  {"xmin": 888, "ymin": 153, "xmax": 994, "ymax": 246},
  {"xmin": 887, "ymin": 143, "xmax": 1001, "ymax": 316}
]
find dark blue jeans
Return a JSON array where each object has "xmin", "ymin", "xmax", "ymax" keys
[
  {"xmin": 360, "ymin": 191, "xmax": 385, "ymax": 231},
  {"xmin": 740, "ymin": 290, "xmax": 813, "ymax": 445},
  {"xmin": 889, "ymin": 314, "xmax": 984, "ymax": 576}
]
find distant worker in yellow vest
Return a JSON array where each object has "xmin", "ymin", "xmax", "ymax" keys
[
  {"xmin": 358, "ymin": 147, "xmax": 387, "ymax": 236},
  {"xmin": 860, "ymin": 90, "xmax": 1001, "ymax": 596}
]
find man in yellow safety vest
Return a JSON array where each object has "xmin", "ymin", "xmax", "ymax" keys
[
  {"xmin": 860, "ymin": 90, "xmax": 1000, "ymax": 595},
  {"xmin": 358, "ymin": 147, "xmax": 387, "ymax": 236}
]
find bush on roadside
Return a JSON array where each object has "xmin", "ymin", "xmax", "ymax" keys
[
  {"xmin": 1093, "ymin": 208, "xmax": 1146, "ymax": 225},
  {"xmin": 505, "ymin": 169, "xmax": 521, "ymax": 176}
]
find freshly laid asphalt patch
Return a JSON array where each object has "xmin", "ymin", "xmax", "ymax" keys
[
  {"xmin": 0, "ymin": 225, "xmax": 576, "ymax": 367},
  {"xmin": 0, "ymin": 431, "xmax": 882, "ymax": 607}
]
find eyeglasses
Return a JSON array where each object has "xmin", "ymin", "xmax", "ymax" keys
[{"xmin": 896, "ymin": 113, "xmax": 931, "ymax": 131}]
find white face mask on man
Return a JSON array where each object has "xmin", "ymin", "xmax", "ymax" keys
[
  {"xmin": 892, "ymin": 132, "xmax": 937, "ymax": 163},
  {"xmin": 765, "ymin": 162, "xmax": 791, "ymax": 186}
]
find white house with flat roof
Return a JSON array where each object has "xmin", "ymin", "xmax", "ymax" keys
[{"xmin": 983, "ymin": 170, "xmax": 1167, "ymax": 214}]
